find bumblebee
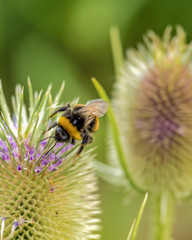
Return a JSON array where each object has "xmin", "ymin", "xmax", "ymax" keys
[{"xmin": 43, "ymin": 99, "xmax": 108, "ymax": 157}]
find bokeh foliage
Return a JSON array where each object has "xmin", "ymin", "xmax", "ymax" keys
[{"xmin": 1, "ymin": 0, "xmax": 192, "ymax": 239}]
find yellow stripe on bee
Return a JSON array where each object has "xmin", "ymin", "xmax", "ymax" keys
[
  {"xmin": 92, "ymin": 117, "xmax": 99, "ymax": 132},
  {"xmin": 74, "ymin": 104, "xmax": 85, "ymax": 108},
  {"xmin": 58, "ymin": 116, "xmax": 82, "ymax": 140}
]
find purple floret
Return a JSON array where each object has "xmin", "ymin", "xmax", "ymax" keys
[
  {"xmin": 7, "ymin": 135, "xmax": 17, "ymax": 148},
  {"xmin": 35, "ymin": 167, "xmax": 42, "ymax": 173},
  {"xmin": 17, "ymin": 165, "xmax": 22, "ymax": 171},
  {"xmin": 53, "ymin": 158, "xmax": 62, "ymax": 167},
  {"xmin": 41, "ymin": 159, "xmax": 49, "ymax": 166}
]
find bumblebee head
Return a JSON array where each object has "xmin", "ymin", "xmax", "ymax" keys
[
  {"xmin": 40, "ymin": 124, "xmax": 70, "ymax": 156},
  {"xmin": 55, "ymin": 126, "xmax": 70, "ymax": 142}
]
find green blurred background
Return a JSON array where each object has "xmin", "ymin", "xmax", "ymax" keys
[{"xmin": 1, "ymin": 0, "xmax": 192, "ymax": 239}]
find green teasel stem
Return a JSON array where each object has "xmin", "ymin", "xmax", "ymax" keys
[
  {"xmin": 110, "ymin": 26, "xmax": 124, "ymax": 76},
  {"xmin": 92, "ymin": 78, "xmax": 144, "ymax": 193},
  {"xmin": 151, "ymin": 192, "xmax": 175, "ymax": 240}
]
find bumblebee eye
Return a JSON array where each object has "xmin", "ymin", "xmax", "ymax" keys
[
  {"xmin": 62, "ymin": 133, "xmax": 68, "ymax": 140},
  {"xmin": 55, "ymin": 127, "xmax": 70, "ymax": 142},
  {"xmin": 72, "ymin": 119, "xmax": 78, "ymax": 126}
]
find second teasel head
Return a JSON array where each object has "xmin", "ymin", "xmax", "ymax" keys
[{"xmin": 112, "ymin": 26, "xmax": 192, "ymax": 196}]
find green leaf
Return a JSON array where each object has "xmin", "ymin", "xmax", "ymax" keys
[
  {"xmin": 127, "ymin": 219, "xmax": 136, "ymax": 240},
  {"xmin": 127, "ymin": 193, "xmax": 148, "ymax": 240},
  {"xmin": 91, "ymin": 77, "xmax": 144, "ymax": 193}
]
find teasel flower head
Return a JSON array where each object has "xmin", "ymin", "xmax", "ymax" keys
[
  {"xmin": 112, "ymin": 26, "xmax": 192, "ymax": 196},
  {"xmin": 0, "ymin": 79, "xmax": 100, "ymax": 239}
]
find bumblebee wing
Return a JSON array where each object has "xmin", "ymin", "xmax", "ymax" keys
[{"xmin": 79, "ymin": 99, "xmax": 109, "ymax": 117}]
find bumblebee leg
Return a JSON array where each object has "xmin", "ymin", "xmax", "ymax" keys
[
  {"xmin": 44, "ymin": 142, "xmax": 57, "ymax": 156},
  {"xmin": 73, "ymin": 132, "xmax": 92, "ymax": 164},
  {"xmin": 76, "ymin": 143, "xmax": 85, "ymax": 156},
  {"xmin": 71, "ymin": 138, "xmax": 76, "ymax": 145},
  {"xmin": 43, "ymin": 122, "xmax": 58, "ymax": 134},
  {"xmin": 49, "ymin": 103, "xmax": 70, "ymax": 118},
  {"xmin": 87, "ymin": 135, "xmax": 93, "ymax": 144}
]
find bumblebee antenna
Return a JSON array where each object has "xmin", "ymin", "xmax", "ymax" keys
[
  {"xmin": 49, "ymin": 104, "xmax": 70, "ymax": 118},
  {"xmin": 39, "ymin": 136, "xmax": 55, "ymax": 142},
  {"xmin": 42, "ymin": 123, "xmax": 58, "ymax": 135},
  {"xmin": 44, "ymin": 143, "xmax": 57, "ymax": 156}
]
